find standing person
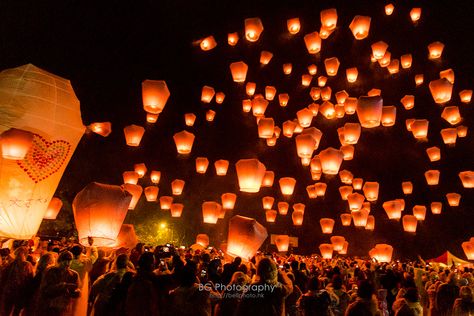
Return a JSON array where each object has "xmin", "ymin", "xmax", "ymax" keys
[
  {"xmin": 297, "ymin": 276, "xmax": 332, "ymax": 316},
  {"xmin": 435, "ymin": 272, "xmax": 459, "ymax": 316},
  {"xmin": 345, "ymin": 280, "xmax": 381, "ymax": 316},
  {"xmin": 215, "ymin": 271, "xmax": 250, "ymax": 316},
  {"xmin": 452, "ymin": 286, "xmax": 474, "ymax": 316},
  {"xmin": 70, "ymin": 240, "xmax": 98, "ymax": 316},
  {"xmin": 37, "ymin": 251, "xmax": 81, "ymax": 316},
  {"xmin": 236, "ymin": 257, "xmax": 293, "ymax": 316},
  {"xmin": 0, "ymin": 246, "xmax": 35, "ymax": 316},
  {"xmin": 24, "ymin": 252, "xmax": 56, "ymax": 316},
  {"xmin": 89, "ymin": 249, "xmax": 114, "ymax": 285},
  {"xmin": 89, "ymin": 254, "xmax": 130, "ymax": 316}
]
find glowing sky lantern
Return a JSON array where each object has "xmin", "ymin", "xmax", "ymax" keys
[
  {"xmin": 202, "ymin": 201, "xmax": 221, "ymax": 224},
  {"xmin": 306, "ymin": 185, "xmax": 317, "ymax": 198},
  {"xmin": 410, "ymin": 7, "xmax": 422, "ymax": 23},
  {"xmin": 429, "ymin": 78, "xmax": 453, "ymax": 104},
  {"xmin": 341, "ymin": 213, "xmax": 352, "ymax": 226},
  {"xmin": 235, "ymin": 159, "xmax": 266, "ymax": 193},
  {"xmin": 310, "ymin": 87, "xmax": 321, "ymax": 101},
  {"xmin": 339, "ymin": 241, "xmax": 349, "ymax": 255},
  {"xmin": 381, "ymin": 106, "xmax": 396, "ymax": 127},
  {"xmin": 144, "ymin": 186, "xmax": 159, "ymax": 202},
  {"xmin": 278, "ymin": 93, "xmax": 290, "ymax": 107},
  {"xmin": 287, "ymin": 18, "xmax": 301, "ymax": 34},
  {"xmin": 324, "ymin": 57, "xmax": 340, "ymax": 76},
  {"xmin": 457, "ymin": 125, "xmax": 468, "ymax": 138},
  {"xmin": 201, "ymin": 86, "xmax": 215, "ymax": 103},
  {"xmin": 308, "ymin": 64, "xmax": 317, "ymax": 75},
  {"xmin": 321, "ymin": 86, "xmax": 331, "ymax": 100},
  {"xmin": 402, "ymin": 181, "xmax": 413, "ymax": 195},
  {"xmin": 228, "ymin": 32, "xmax": 239, "ymax": 46},
  {"xmin": 459, "ymin": 90, "xmax": 472, "ymax": 103},
  {"xmin": 183, "ymin": 113, "xmax": 196, "ymax": 127},
  {"xmin": 170, "ymin": 203, "xmax": 184, "ymax": 217},
  {"xmin": 401, "ymin": 95, "xmax": 415, "ymax": 110},
  {"xmin": 440, "ymin": 68, "xmax": 455, "ymax": 84},
  {"xmin": 124, "ymin": 124, "xmax": 145, "ymax": 147},
  {"xmin": 383, "ymin": 200, "xmax": 403, "ymax": 220},
  {"xmin": 411, "ymin": 119, "xmax": 429, "ymax": 140},
  {"xmin": 292, "ymin": 210, "xmax": 304, "ymax": 226},
  {"xmin": 347, "ymin": 192, "xmax": 365, "ymax": 211},
  {"xmin": 262, "ymin": 196, "xmax": 274, "ymax": 210},
  {"xmin": 258, "ymin": 118, "xmax": 275, "ymax": 139},
  {"xmin": 133, "ymin": 163, "xmax": 147, "ymax": 178},
  {"xmin": 279, "ymin": 177, "xmax": 296, "ymax": 196},
  {"xmin": 413, "ymin": 205, "xmax": 426, "ymax": 221},
  {"xmin": 320, "ymin": 218, "xmax": 335, "ymax": 234},
  {"xmin": 142, "ymin": 80, "xmax": 170, "ymax": 114},
  {"xmin": 459, "ymin": 171, "xmax": 474, "ymax": 188},
  {"xmin": 319, "ymin": 147, "xmax": 344, "ymax": 175},
  {"xmin": 352, "ymin": 209, "xmax": 369, "ymax": 227},
  {"xmin": 199, "ymin": 35, "xmax": 217, "ymax": 51},
  {"xmin": 229, "ymin": 61, "xmax": 248, "ymax": 83},
  {"xmin": 378, "ymin": 51, "xmax": 391, "ymax": 67},
  {"xmin": 403, "ymin": 215, "xmax": 418, "ymax": 233},
  {"xmin": 220, "ymin": 193, "xmax": 236, "ymax": 210},
  {"xmin": 346, "ymin": 67, "xmax": 358, "ymax": 83},
  {"xmin": 122, "ymin": 183, "xmax": 142, "ymax": 210},
  {"xmin": 428, "ymin": 41, "xmax": 444, "ymax": 59},
  {"xmin": 245, "ymin": 17, "xmax": 264, "ymax": 42},
  {"xmin": 242, "ymin": 100, "xmax": 252, "ymax": 112},
  {"xmin": 349, "ymin": 15, "xmax": 371, "ymax": 40},
  {"xmin": 462, "ymin": 239, "xmax": 474, "ymax": 260},
  {"xmin": 304, "ymin": 32, "xmax": 322, "ymax": 54},
  {"xmin": 260, "ymin": 51, "xmax": 273, "ymax": 65},
  {"xmin": 357, "ymin": 96, "xmax": 383, "ymax": 128},
  {"xmin": 146, "ymin": 113, "xmax": 158, "ymax": 123},
  {"xmin": 387, "ymin": 59, "xmax": 400, "ymax": 74},
  {"xmin": 278, "ymin": 202, "xmax": 289, "ymax": 215},
  {"xmin": 227, "ymin": 215, "xmax": 268, "ymax": 260},
  {"xmin": 215, "ymin": 92, "xmax": 225, "ymax": 104},
  {"xmin": 343, "ymin": 123, "xmax": 361, "ymax": 144},
  {"xmin": 363, "ymin": 182, "xmax": 379, "ymax": 201},
  {"xmin": 425, "ymin": 170, "xmax": 440, "ymax": 186},
  {"xmin": 0, "ymin": 128, "xmax": 34, "ymax": 160},
  {"xmin": 385, "ymin": 3, "xmax": 395, "ymax": 15},
  {"xmin": 265, "ymin": 86, "xmax": 276, "ymax": 100},
  {"xmin": 296, "ymin": 108, "xmax": 314, "ymax": 127},
  {"xmin": 275, "ymin": 235, "xmax": 290, "ymax": 252},
  {"xmin": 319, "ymin": 243, "xmax": 334, "ymax": 259},
  {"xmin": 214, "ymin": 159, "xmax": 229, "ymax": 176},
  {"xmin": 196, "ymin": 234, "xmax": 210, "ymax": 248},
  {"xmin": 173, "ymin": 130, "xmax": 195, "ymax": 154},
  {"xmin": 415, "ymin": 74, "xmax": 424, "ymax": 86},
  {"xmin": 339, "ymin": 170, "xmax": 353, "ymax": 184},
  {"xmin": 0, "ymin": 64, "xmax": 84, "ymax": 239},
  {"xmin": 88, "ymin": 122, "xmax": 112, "ymax": 137},
  {"xmin": 283, "ymin": 63, "xmax": 292, "ymax": 75},
  {"xmin": 320, "ymin": 8, "xmax": 337, "ymax": 30},
  {"xmin": 371, "ymin": 41, "xmax": 388, "ymax": 60},
  {"xmin": 365, "ymin": 215, "xmax": 375, "ymax": 231},
  {"xmin": 159, "ymin": 196, "xmax": 173, "ymax": 210},
  {"xmin": 171, "ymin": 179, "xmax": 185, "ymax": 195},
  {"xmin": 265, "ymin": 210, "xmax": 277, "ymax": 223},
  {"xmin": 262, "ymin": 171, "xmax": 274, "ymax": 187},
  {"xmin": 431, "ymin": 202, "xmax": 442, "ymax": 215},
  {"xmin": 73, "ymin": 182, "xmax": 131, "ymax": 247},
  {"xmin": 252, "ymin": 96, "xmax": 269, "ymax": 117},
  {"xmin": 282, "ymin": 120, "xmax": 297, "ymax": 137},
  {"xmin": 440, "ymin": 128, "xmax": 458, "ymax": 145},
  {"xmin": 196, "ymin": 157, "xmax": 209, "ymax": 174},
  {"xmin": 369, "ymin": 244, "xmax": 393, "ymax": 263},
  {"xmin": 301, "ymin": 74, "xmax": 313, "ymax": 87},
  {"xmin": 441, "ymin": 106, "xmax": 462, "ymax": 125},
  {"xmin": 446, "ymin": 193, "xmax": 461, "ymax": 207},
  {"xmin": 150, "ymin": 171, "xmax": 161, "ymax": 184},
  {"xmin": 43, "ymin": 197, "xmax": 63, "ymax": 220},
  {"xmin": 352, "ymin": 178, "xmax": 363, "ymax": 190},
  {"xmin": 400, "ymin": 54, "xmax": 412, "ymax": 69}
]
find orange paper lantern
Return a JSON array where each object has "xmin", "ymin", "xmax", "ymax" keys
[
  {"xmin": 245, "ymin": 18, "xmax": 264, "ymax": 42},
  {"xmin": 349, "ymin": 15, "xmax": 371, "ymax": 40},
  {"xmin": 221, "ymin": 193, "xmax": 237, "ymax": 210},
  {"xmin": 235, "ymin": 159, "xmax": 266, "ymax": 193},
  {"xmin": 123, "ymin": 125, "xmax": 145, "ymax": 147},
  {"xmin": 173, "ymin": 130, "xmax": 195, "ymax": 154},
  {"xmin": 142, "ymin": 80, "xmax": 170, "ymax": 114},
  {"xmin": 43, "ymin": 197, "xmax": 63, "ymax": 220}
]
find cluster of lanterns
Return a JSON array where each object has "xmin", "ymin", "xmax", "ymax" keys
[{"xmin": 1, "ymin": 3, "xmax": 472, "ymax": 262}]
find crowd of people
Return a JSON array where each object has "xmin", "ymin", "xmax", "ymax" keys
[{"xmin": 0, "ymin": 238, "xmax": 473, "ymax": 316}]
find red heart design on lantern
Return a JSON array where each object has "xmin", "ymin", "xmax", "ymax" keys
[{"xmin": 17, "ymin": 134, "xmax": 71, "ymax": 183}]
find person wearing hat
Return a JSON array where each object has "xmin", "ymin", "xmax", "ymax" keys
[{"xmin": 36, "ymin": 250, "xmax": 80, "ymax": 316}]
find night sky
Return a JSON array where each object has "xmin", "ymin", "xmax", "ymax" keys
[{"xmin": 2, "ymin": 0, "xmax": 473, "ymax": 259}]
